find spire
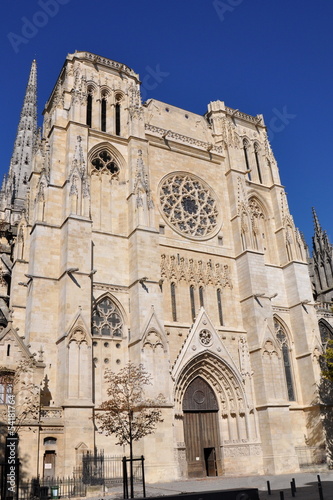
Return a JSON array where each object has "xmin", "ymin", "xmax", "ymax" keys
[
  {"xmin": 7, "ymin": 60, "xmax": 38, "ymax": 211},
  {"xmin": 312, "ymin": 207, "xmax": 322, "ymax": 235}
]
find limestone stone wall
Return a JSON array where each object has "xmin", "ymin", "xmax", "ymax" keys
[{"xmin": 0, "ymin": 51, "xmax": 327, "ymax": 483}]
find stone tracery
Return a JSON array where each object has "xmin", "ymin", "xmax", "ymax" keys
[
  {"xmin": 159, "ymin": 173, "xmax": 220, "ymax": 238},
  {"xmin": 91, "ymin": 150, "xmax": 120, "ymax": 178},
  {"xmin": 92, "ymin": 296, "xmax": 123, "ymax": 337}
]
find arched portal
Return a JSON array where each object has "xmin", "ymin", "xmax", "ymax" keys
[{"xmin": 182, "ymin": 377, "xmax": 221, "ymax": 477}]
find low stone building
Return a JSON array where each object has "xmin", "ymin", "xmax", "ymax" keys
[{"xmin": 0, "ymin": 51, "xmax": 329, "ymax": 482}]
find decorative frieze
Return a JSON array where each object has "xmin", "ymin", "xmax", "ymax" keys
[
  {"xmin": 93, "ymin": 283, "xmax": 128, "ymax": 294},
  {"xmin": 161, "ymin": 254, "xmax": 232, "ymax": 288},
  {"xmin": 40, "ymin": 408, "xmax": 63, "ymax": 420},
  {"xmin": 223, "ymin": 443, "xmax": 262, "ymax": 457},
  {"xmin": 225, "ymin": 107, "xmax": 260, "ymax": 124}
]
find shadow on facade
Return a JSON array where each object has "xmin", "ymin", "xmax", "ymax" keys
[{"xmin": 318, "ymin": 375, "xmax": 333, "ymax": 466}]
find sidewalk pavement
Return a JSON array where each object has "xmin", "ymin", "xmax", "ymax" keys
[{"xmin": 86, "ymin": 469, "xmax": 333, "ymax": 500}]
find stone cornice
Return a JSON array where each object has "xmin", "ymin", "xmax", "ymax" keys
[{"xmin": 145, "ymin": 124, "xmax": 224, "ymax": 154}]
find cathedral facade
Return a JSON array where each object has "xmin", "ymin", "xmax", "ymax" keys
[{"xmin": 0, "ymin": 51, "xmax": 329, "ymax": 482}]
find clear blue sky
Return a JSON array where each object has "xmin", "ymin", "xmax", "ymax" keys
[{"xmin": 1, "ymin": 0, "xmax": 332, "ymax": 248}]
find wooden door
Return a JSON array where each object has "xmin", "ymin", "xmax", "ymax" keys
[
  {"xmin": 204, "ymin": 447, "xmax": 217, "ymax": 476},
  {"xmin": 43, "ymin": 451, "xmax": 56, "ymax": 478},
  {"xmin": 182, "ymin": 377, "xmax": 221, "ymax": 477}
]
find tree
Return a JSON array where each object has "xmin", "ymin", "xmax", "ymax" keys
[
  {"xmin": 321, "ymin": 339, "xmax": 333, "ymax": 382},
  {"xmin": 94, "ymin": 362, "xmax": 164, "ymax": 496}
]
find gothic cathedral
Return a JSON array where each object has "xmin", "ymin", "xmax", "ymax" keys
[{"xmin": 0, "ymin": 51, "xmax": 331, "ymax": 482}]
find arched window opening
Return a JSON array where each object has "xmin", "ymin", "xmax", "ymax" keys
[
  {"xmin": 101, "ymin": 97, "xmax": 107, "ymax": 132},
  {"xmin": 319, "ymin": 320, "xmax": 333, "ymax": 348},
  {"xmin": 275, "ymin": 320, "xmax": 295, "ymax": 401},
  {"xmin": 243, "ymin": 139, "xmax": 251, "ymax": 181},
  {"xmin": 254, "ymin": 143, "xmax": 263, "ymax": 184},
  {"xmin": 86, "ymin": 92, "xmax": 93, "ymax": 128},
  {"xmin": 199, "ymin": 286, "xmax": 204, "ymax": 308},
  {"xmin": 171, "ymin": 282, "xmax": 177, "ymax": 322},
  {"xmin": 44, "ymin": 437, "xmax": 57, "ymax": 446},
  {"xmin": 91, "ymin": 150, "xmax": 120, "ymax": 179},
  {"xmin": 217, "ymin": 288, "xmax": 223, "ymax": 326},
  {"xmin": 92, "ymin": 296, "xmax": 123, "ymax": 337},
  {"xmin": 0, "ymin": 371, "xmax": 14, "ymax": 405},
  {"xmin": 7, "ymin": 344, "xmax": 10, "ymax": 356},
  {"xmin": 190, "ymin": 285, "xmax": 196, "ymax": 322},
  {"xmin": 115, "ymin": 103, "xmax": 121, "ymax": 136}
]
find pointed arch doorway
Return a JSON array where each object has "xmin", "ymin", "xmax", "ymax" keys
[{"xmin": 182, "ymin": 377, "xmax": 222, "ymax": 477}]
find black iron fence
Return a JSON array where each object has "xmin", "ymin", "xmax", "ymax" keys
[
  {"xmin": 18, "ymin": 476, "xmax": 86, "ymax": 499},
  {"xmin": 1, "ymin": 452, "xmax": 145, "ymax": 499},
  {"xmin": 81, "ymin": 451, "xmax": 123, "ymax": 484},
  {"xmin": 77, "ymin": 451, "xmax": 144, "ymax": 487}
]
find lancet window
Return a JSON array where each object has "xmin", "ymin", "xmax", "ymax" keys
[
  {"xmin": 275, "ymin": 319, "xmax": 295, "ymax": 401},
  {"xmin": 92, "ymin": 296, "xmax": 123, "ymax": 337},
  {"xmin": 254, "ymin": 143, "xmax": 262, "ymax": 184},
  {"xmin": 171, "ymin": 282, "xmax": 177, "ymax": 321},
  {"xmin": 243, "ymin": 139, "xmax": 251, "ymax": 180},
  {"xmin": 115, "ymin": 93, "xmax": 123, "ymax": 136},
  {"xmin": 190, "ymin": 285, "xmax": 196, "ymax": 322},
  {"xmin": 217, "ymin": 288, "xmax": 223, "ymax": 326},
  {"xmin": 86, "ymin": 90, "xmax": 93, "ymax": 128},
  {"xmin": 115, "ymin": 103, "xmax": 121, "ymax": 136},
  {"xmin": 101, "ymin": 96, "xmax": 107, "ymax": 132},
  {"xmin": 199, "ymin": 286, "xmax": 204, "ymax": 308}
]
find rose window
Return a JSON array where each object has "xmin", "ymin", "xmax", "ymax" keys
[
  {"xmin": 159, "ymin": 173, "xmax": 220, "ymax": 238},
  {"xmin": 91, "ymin": 150, "xmax": 119, "ymax": 178},
  {"xmin": 92, "ymin": 297, "xmax": 123, "ymax": 337}
]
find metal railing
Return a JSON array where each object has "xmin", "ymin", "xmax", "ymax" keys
[{"xmin": 18, "ymin": 476, "xmax": 86, "ymax": 499}]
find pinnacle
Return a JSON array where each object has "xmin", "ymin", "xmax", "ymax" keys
[{"xmin": 312, "ymin": 207, "xmax": 322, "ymax": 235}]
